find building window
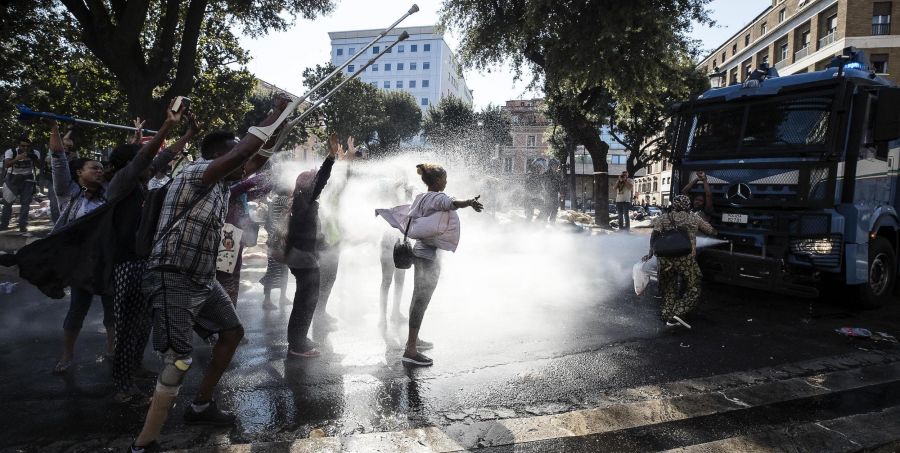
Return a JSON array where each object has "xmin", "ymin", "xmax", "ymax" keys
[
  {"xmin": 424, "ymin": 44, "xmax": 431, "ymax": 51},
  {"xmin": 398, "ymin": 63, "xmax": 404, "ymax": 70},
  {"xmin": 422, "ymin": 80, "xmax": 429, "ymax": 87},
  {"xmin": 372, "ymin": 64, "xmax": 378, "ymax": 72},
  {"xmin": 722, "ymin": 51, "xmax": 726, "ymax": 62},
  {"xmin": 386, "ymin": 46, "xmax": 391, "ymax": 53},
  {"xmin": 336, "ymin": 48, "xmax": 343, "ymax": 56},
  {"xmin": 761, "ymin": 22, "xmax": 767, "ymax": 34},
  {"xmin": 421, "ymin": 97, "xmax": 429, "ymax": 106},
  {"xmin": 873, "ymin": 2, "xmax": 892, "ymax": 35},
  {"xmin": 662, "ymin": 161, "xmax": 668, "ymax": 171},
  {"xmin": 398, "ymin": 45, "xmax": 405, "ymax": 53},
  {"xmin": 382, "ymin": 81, "xmax": 388, "ymax": 89},
  {"xmin": 373, "ymin": 46, "xmax": 380, "ymax": 54},
  {"xmin": 778, "ymin": 9, "xmax": 785, "ymax": 23},
  {"xmin": 410, "ymin": 62, "xmax": 417, "ymax": 70},
  {"xmin": 347, "ymin": 65, "xmax": 355, "ymax": 73},
  {"xmin": 526, "ymin": 135, "xmax": 536, "ymax": 147},
  {"xmin": 411, "ymin": 44, "xmax": 418, "ymax": 52},
  {"xmin": 385, "ymin": 63, "xmax": 391, "ymax": 71},
  {"xmin": 826, "ymin": 14, "xmax": 838, "ymax": 34},
  {"xmin": 779, "ymin": 43, "xmax": 788, "ymax": 61},
  {"xmin": 732, "ymin": 43, "xmax": 737, "ymax": 55},
  {"xmin": 396, "ymin": 80, "xmax": 403, "ymax": 88},
  {"xmin": 349, "ymin": 47, "xmax": 355, "ymax": 54},
  {"xmin": 504, "ymin": 157, "xmax": 513, "ymax": 173},
  {"xmin": 423, "ymin": 62, "xmax": 430, "ymax": 70},
  {"xmin": 801, "ymin": 30, "xmax": 810, "ymax": 48},
  {"xmin": 745, "ymin": 34, "xmax": 751, "ymax": 46},
  {"xmin": 872, "ymin": 53, "xmax": 889, "ymax": 73},
  {"xmin": 762, "ymin": 54, "xmax": 769, "ymax": 65},
  {"xmin": 409, "ymin": 80, "xmax": 416, "ymax": 88}
]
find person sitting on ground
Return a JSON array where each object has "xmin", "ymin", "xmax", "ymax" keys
[
  {"xmin": 642, "ymin": 195, "xmax": 717, "ymax": 329},
  {"xmin": 129, "ymin": 94, "xmax": 292, "ymax": 453}
]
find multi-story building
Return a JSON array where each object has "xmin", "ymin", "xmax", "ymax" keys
[
  {"xmin": 498, "ymin": 99, "xmax": 551, "ymax": 176},
  {"xmin": 634, "ymin": 160, "xmax": 673, "ymax": 207},
  {"xmin": 328, "ymin": 25, "xmax": 474, "ymax": 109},
  {"xmin": 700, "ymin": 0, "xmax": 900, "ymax": 87}
]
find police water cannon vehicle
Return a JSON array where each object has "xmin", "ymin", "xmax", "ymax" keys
[{"xmin": 671, "ymin": 47, "xmax": 900, "ymax": 307}]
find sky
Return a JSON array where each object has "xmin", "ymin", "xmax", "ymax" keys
[{"xmin": 237, "ymin": 0, "xmax": 771, "ymax": 109}]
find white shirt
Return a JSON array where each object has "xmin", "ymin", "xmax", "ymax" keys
[
  {"xmin": 614, "ymin": 179, "xmax": 634, "ymax": 203},
  {"xmin": 4, "ymin": 149, "xmax": 40, "ymax": 176}
]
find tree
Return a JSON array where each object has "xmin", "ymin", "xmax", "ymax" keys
[
  {"xmin": 44, "ymin": 0, "xmax": 334, "ymax": 128},
  {"xmin": 1, "ymin": 1, "xmax": 269, "ymax": 152},
  {"xmin": 609, "ymin": 56, "xmax": 710, "ymax": 176},
  {"xmin": 302, "ymin": 63, "xmax": 384, "ymax": 147},
  {"xmin": 441, "ymin": 0, "xmax": 711, "ymax": 225},
  {"xmin": 422, "ymin": 96, "xmax": 477, "ymax": 147},
  {"xmin": 373, "ymin": 91, "xmax": 422, "ymax": 152},
  {"xmin": 477, "ymin": 104, "xmax": 512, "ymax": 152}
]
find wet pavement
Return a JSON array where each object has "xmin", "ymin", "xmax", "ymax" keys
[{"xmin": 1, "ymin": 224, "xmax": 900, "ymax": 452}]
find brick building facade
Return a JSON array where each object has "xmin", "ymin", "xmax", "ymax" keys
[{"xmin": 700, "ymin": 0, "xmax": 900, "ymax": 87}]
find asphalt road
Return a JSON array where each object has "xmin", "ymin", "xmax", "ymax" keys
[{"xmin": 1, "ymin": 224, "xmax": 899, "ymax": 452}]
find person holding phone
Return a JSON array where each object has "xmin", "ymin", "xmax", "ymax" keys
[
  {"xmin": 1, "ymin": 136, "xmax": 41, "ymax": 232},
  {"xmin": 614, "ymin": 171, "xmax": 634, "ymax": 231}
]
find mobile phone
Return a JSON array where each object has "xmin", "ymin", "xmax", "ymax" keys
[{"xmin": 171, "ymin": 96, "xmax": 190, "ymax": 113}]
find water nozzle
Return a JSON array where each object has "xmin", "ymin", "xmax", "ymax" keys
[
  {"xmin": 409, "ymin": 4, "xmax": 420, "ymax": 14},
  {"xmin": 398, "ymin": 31, "xmax": 410, "ymax": 41}
]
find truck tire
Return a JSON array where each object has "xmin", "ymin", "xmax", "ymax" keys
[{"xmin": 858, "ymin": 237, "xmax": 896, "ymax": 309}]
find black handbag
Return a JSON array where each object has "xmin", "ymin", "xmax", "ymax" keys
[
  {"xmin": 393, "ymin": 218, "xmax": 414, "ymax": 269},
  {"xmin": 653, "ymin": 214, "xmax": 692, "ymax": 258}
]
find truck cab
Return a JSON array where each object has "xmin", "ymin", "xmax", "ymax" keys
[{"xmin": 672, "ymin": 49, "xmax": 900, "ymax": 307}]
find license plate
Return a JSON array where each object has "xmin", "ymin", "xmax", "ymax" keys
[{"xmin": 722, "ymin": 213, "xmax": 748, "ymax": 224}]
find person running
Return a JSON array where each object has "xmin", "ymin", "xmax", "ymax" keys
[
  {"xmin": 642, "ymin": 195, "xmax": 717, "ymax": 328},
  {"xmin": 129, "ymin": 95, "xmax": 291, "ymax": 453},
  {"xmin": 282, "ymin": 133, "xmax": 341, "ymax": 358},
  {"xmin": 47, "ymin": 121, "xmax": 114, "ymax": 374},
  {"xmin": 401, "ymin": 163, "xmax": 483, "ymax": 367}
]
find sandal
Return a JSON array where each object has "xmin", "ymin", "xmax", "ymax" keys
[{"xmin": 53, "ymin": 359, "xmax": 73, "ymax": 374}]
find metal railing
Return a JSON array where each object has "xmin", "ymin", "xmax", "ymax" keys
[
  {"xmin": 872, "ymin": 23, "xmax": 891, "ymax": 35},
  {"xmin": 795, "ymin": 46, "xmax": 810, "ymax": 61},
  {"xmin": 818, "ymin": 30, "xmax": 838, "ymax": 48},
  {"xmin": 774, "ymin": 59, "xmax": 789, "ymax": 70}
]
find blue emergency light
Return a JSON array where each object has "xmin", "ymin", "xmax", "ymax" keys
[{"xmin": 828, "ymin": 47, "xmax": 869, "ymax": 73}]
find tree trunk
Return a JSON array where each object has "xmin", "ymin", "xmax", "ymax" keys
[
  {"xmin": 567, "ymin": 143, "xmax": 577, "ymax": 211},
  {"xmin": 123, "ymin": 80, "xmax": 169, "ymax": 130},
  {"xmin": 586, "ymin": 140, "xmax": 610, "ymax": 226}
]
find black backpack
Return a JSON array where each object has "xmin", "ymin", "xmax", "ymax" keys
[{"xmin": 653, "ymin": 214, "xmax": 693, "ymax": 258}]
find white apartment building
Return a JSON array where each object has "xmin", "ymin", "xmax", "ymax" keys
[{"xmin": 328, "ymin": 25, "xmax": 474, "ymax": 109}]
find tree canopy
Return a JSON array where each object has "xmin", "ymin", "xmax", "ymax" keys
[
  {"xmin": 302, "ymin": 63, "xmax": 384, "ymax": 148},
  {"xmin": 441, "ymin": 0, "xmax": 711, "ymax": 224},
  {"xmin": 373, "ymin": 91, "xmax": 422, "ymax": 153}
]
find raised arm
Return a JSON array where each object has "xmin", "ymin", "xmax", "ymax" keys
[
  {"xmin": 48, "ymin": 121, "xmax": 73, "ymax": 196},
  {"xmin": 151, "ymin": 111, "xmax": 201, "ymax": 174},
  {"xmin": 201, "ymin": 95, "xmax": 291, "ymax": 186},
  {"xmin": 702, "ymin": 177, "xmax": 713, "ymax": 213},
  {"xmin": 130, "ymin": 117, "xmax": 145, "ymax": 144},
  {"xmin": 308, "ymin": 134, "xmax": 341, "ymax": 202}
]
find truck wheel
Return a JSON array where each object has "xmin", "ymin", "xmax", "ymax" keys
[{"xmin": 858, "ymin": 237, "xmax": 896, "ymax": 309}]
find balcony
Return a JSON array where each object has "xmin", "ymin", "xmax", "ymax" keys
[
  {"xmin": 873, "ymin": 23, "xmax": 891, "ymax": 35},
  {"xmin": 774, "ymin": 59, "xmax": 789, "ymax": 70},
  {"xmin": 818, "ymin": 30, "xmax": 838, "ymax": 49},
  {"xmin": 795, "ymin": 46, "xmax": 810, "ymax": 61}
]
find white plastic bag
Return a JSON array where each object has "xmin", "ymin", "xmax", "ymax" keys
[
  {"xmin": 633, "ymin": 257, "xmax": 658, "ymax": 295},
  {"xmin": 633, "ymin": 261, "xmax": 650, "ymax": 295}
]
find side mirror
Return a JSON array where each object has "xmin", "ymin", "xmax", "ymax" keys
[{"xmin": 874, "ymin": 87, "xmax": 900, "ymax": 142}]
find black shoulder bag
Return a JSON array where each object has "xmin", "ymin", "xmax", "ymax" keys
[
  {"xmin": 653, "ymin": 213, "xmax": 692, "ymax": 258},
  {"xmin": 392, "ymin": 217, "xmax": 415, "ymax": 269}
]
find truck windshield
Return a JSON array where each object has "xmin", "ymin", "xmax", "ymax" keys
[{"xmin": 678, "ymin": 94, "xmax": 833, "ymax": 157}]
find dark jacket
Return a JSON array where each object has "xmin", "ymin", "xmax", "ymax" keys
[{"xmin": 286, "ymin": 156, "xmax": 335, "ymax": 254}]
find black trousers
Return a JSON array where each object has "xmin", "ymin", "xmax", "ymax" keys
[{"xmin": 288, "ymin": 267, "xmax": 320, "ymax": 352}]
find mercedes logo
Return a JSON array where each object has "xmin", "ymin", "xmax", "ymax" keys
[{"xmin": 726, "ymin": 183, "xmax": 752, "ymax": 202}]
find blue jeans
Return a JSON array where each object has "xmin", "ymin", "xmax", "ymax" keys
[
  {"xmin": 616, "ymin": 201, "xmax": 631, "ymax": 230},
  {"xmin": 0, "ymin": 175, "xmax": 34, "ymax": 229}
]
